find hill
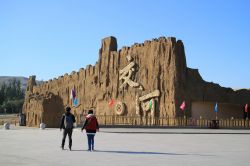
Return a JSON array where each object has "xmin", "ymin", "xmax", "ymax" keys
[
  {"xmin": 0, "ymin": 76, "xmax": 28, "ymax": 90},
  {"xmin": 0, "ymin": 76, "xmax": 43, "ymax": 91}
]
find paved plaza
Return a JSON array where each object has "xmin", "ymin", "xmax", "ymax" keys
[{"xmin": 0, "ymin": 126, "xmax": 250, "ymax": 166}]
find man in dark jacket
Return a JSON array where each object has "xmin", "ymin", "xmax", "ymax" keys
[
  {"xmin": 60, "ymin": 106, "xmax": 76, "ymax": 150},
  {"xmin": 81, "ymin": 110, "xmax": 99, "ymax": 151}
]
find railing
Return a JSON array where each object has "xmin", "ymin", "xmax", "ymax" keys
[
  {"xmin": 1, "ymin": 114, "xmax": 249, "ymax": 129},
  {"xmin": 0, "ymin": 114, "xmax": 19, "ymax": 126},
  {"xmin": 95, "ymin": 115, "xmax": 250, "ymax": 128}
]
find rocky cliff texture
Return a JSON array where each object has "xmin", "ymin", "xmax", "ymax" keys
[{"xmin": 22, "ymin": 36, "xmax": 250, "ymax": 127}]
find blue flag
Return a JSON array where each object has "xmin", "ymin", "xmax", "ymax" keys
[
  {"xmin": 214, "ymin": 102, "xmax": 218, "ymax": 112},
  {"xmin": 73, "ymin": 98, "xmax": 78, "ymax": 106}
]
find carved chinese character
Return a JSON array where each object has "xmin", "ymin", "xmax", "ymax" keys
[
  {"xmin": 119, "ymin": 55, "xmax": 143, "ymax": 90},
  {"xmin": 136, "ymin": 90, "xmax": 160, "ymax": 121}
]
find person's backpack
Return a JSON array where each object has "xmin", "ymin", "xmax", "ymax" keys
[{"xmin": 64, "ymin": 114, "xmax": 73, "ymax": 129}]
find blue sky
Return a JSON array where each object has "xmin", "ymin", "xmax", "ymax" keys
[{"xmin": 0, "ymin": 0, "xmax": 249, "ymax": 88}]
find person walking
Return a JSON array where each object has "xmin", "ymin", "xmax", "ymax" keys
[
  {"xmin": 81, "ymin": 110, "xmax": 99, "ymax": 151},
  {"xmin": 60, "ymin": 106, "xmax": 76, "ymax": 150}
]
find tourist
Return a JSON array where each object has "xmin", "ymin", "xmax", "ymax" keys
[
  {"xmin": 81, "ymin": 110, "xmax": 99, "ymax": 151},
  {"xmin": 60, "ymin": 106, "xmax": 76, "ymax": 150}
]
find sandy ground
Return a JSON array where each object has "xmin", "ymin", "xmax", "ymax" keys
[{"xmin": 0, "ymin": 126, "xmax": 250, "ymax": 166}]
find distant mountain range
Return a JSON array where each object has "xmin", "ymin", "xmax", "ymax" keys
[{"xmin": 0, "ymin": 76, "xmax": 43, "ymax": 91}]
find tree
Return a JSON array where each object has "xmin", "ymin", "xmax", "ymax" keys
[
  {"xmin": 0, "ymin": 83, "xmax": 6, "ymax": 105},
  {"xmin": 0, "ymin": 79, "xmax": 25, "ymax": 114}
]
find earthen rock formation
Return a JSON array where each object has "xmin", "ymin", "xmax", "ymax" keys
[{"xmin": 22, "ymin": 36, "xmax": 250, "ymax": 127}]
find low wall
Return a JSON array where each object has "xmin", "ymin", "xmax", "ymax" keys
[{"xmin": 191, "ymin": 102, "xmax": 244, "ymax": 119}]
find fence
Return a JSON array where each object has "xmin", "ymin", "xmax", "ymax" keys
[
  {"xmin": 0, "ymin": 114, "xmax": 19, "ymax": 126},
  {"xmin": 1, "ymin": 114, "xmax": 249, "ymax": 129},
  {"xmin": 96, "ymin": 115, "xmax": 250, "ymax": 128}
]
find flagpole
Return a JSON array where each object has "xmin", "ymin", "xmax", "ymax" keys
[
  {"xmin": 247, "ymin": 111, "xmax": 249, "ymax": 127},
  {"xmin": 180, "ymin": 101, "xmax": 186, "ymax": 125},
  {"xmin": 245, "ymin": 104, "xmax": 248, "ymax": 127},
  {"xmin": 215, "ymin": 102, "xmax": 218, "ymax": 121},
  {"xmin": 247, "ymin": 104, "xmax": 249, "ymax": 119},
  {"xmin": 183, "ymin": 108, "xmax": 186, "ymax": 126},
  {"xmin": 245, "ymin": 104, "xmax": 248, "ymax": 120}
]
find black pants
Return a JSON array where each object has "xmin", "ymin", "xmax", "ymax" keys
[{"xmin": 62, "ymin": 128, "xmax": 73, "ymax": 148}]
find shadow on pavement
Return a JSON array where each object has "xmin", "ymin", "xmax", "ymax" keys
[
  {"xmin": 70, "ymin": 149, "xmax": 87, "ymax": 152},
  {"xmin": 93, "ymin": 150, "xmax": 215, "ymax": 156}
]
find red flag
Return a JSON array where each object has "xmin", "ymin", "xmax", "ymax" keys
[
  {"xmin": 180, "ymin": 101, "xmax": 185, "ymax": 111},
  {"xmin": 245, "ymin": 104, "xmax": 248, "ymax": 113},
  {"xmin": 108, "ymin": 99, "xmax": 115, "ymax": 107}
]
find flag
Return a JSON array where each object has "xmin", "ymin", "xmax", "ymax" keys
[
  {"xmin": 214, "ymin": 102, "xmax": 218, "ymax": 112},
  {"xmin": 108, "ymin": 99, "xmax": 115, "ymax": 107},
  {"xmin": 73, "ymin": 98, "xmax": 78, "ymax": 106},
  {"xmin": 70, "ymin": 89, "xmax": 73, "ymax": 99},
  {"xmin": 149, "ymin": 99, "xmax": 153, "ymax": 109},
  {"xmin": 245, "ymin": 104, "xmax": 248, "ymax": 113},
  {"xmin": 180, "ymin": 101, "xmax": 185, "ymax": 111},
  {"xmin": 72, "ymin": 89, "xmax": 76, "ymax": 98},
  {"xmin": 70, "ymin": 88, "xmax": 77, "ymax": 106}
]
